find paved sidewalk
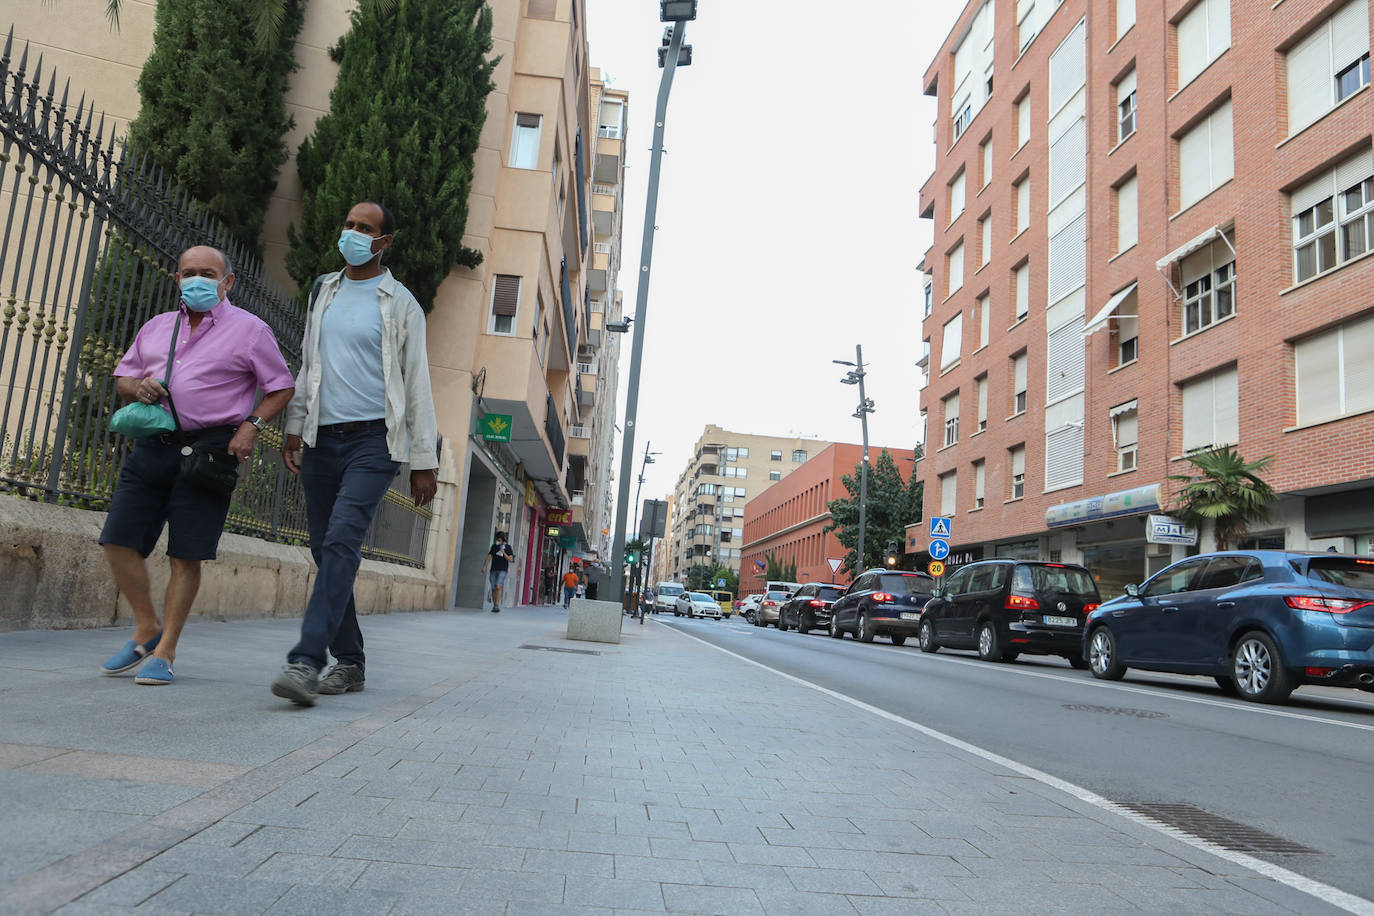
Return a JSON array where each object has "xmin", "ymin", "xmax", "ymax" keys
[{"xmin": 0, "ymin": 605, "xmax": 1349, "ymax": 915}]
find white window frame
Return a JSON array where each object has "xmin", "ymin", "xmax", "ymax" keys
[
  {"xmin": 598, "ymin": 99, "xmax": 624, "ymax": 139},
  {"xmin": 509, "ymin": 113, "xmax": 542, "ymax": 170},
  {"xmin": 973, "ymin": 460, "xmax": 986, "ymax": 508},
  {"xmin": 1181, "ymin": 234, "xmax": 1236, "ymax": 335},
  {"xmin": 488, "ymin": 274, "xmax": 521, "ymax": 335},
  {"xmin": 1286, "ymin": 1, "xmax": 1371, "ymax": 135},
  {"xmin": 1010, "ymin": 445, "xmax": 1026, "ymax": 499},
  {"xmin": 1012, "ymin": 352, "xmax": 1028, "ymax": 414},
  {"xmin": 769, "ymin": 470, "xmax": 782, "ymax": 481},
  {"xmin": 943, "ymin": 391, "xmax": 960, "ymax": 447},
  {"xmin": 1116, "ymin": 69, "xmax": 1137, "ymax": 143},
  {"xmin": 1292, "ymin": 152, "xmax": 1374, "ymax": 283},
  {"xmin": 1111, "ymin": 402, "xmax": 1138, "ymax": 472},
  {"xmin": 792, "ymin": 449, "xmax": 807, "ymax": 463}
]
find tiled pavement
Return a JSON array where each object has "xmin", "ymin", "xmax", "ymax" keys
[{"xmin": 0, "ymin": 605, "xmax": 1353, "ymax": 915}]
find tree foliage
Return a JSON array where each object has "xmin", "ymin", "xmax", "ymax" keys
[
  {"xmin": 286, "ymin": 0, "xmax": 495, "ymax": 310},
  {"xmin": 686, "ymin": 563, "xmax": 737, "ymax": 594},
  {"xmin": 825, "ymin": 447, "xmax": 923, "ymax": 576},
  {"xmin": 128, "ymin": 0, "xmax": 304, "ymax": 247},
  {"xmin": 1168, "ymin": 446, "xmax": 1278, "ymax": 550}
]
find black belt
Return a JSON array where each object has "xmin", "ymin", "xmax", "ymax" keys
[
  {"xmin": 155, "ymin": 425, "xmax": 237, "ymax": 446},
  {"xmin": 317, "ymin": 418, "xmax": 387, "ymax": 436}
]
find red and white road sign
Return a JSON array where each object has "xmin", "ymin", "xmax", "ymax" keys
[{"xmin": 826, "ymin": 557, "xmax": 843, "ymax": 573}]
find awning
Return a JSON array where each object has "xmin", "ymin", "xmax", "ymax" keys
[
  {"xmin": 1155, "ymin": 226, "xmax": 1221, "ymax": 271},
  {"xmin": 1046, "ymin": 483, "xmax": 1163, "ymax": 528},
  {"xmin": 1082, "ymin": 282, "xmax": 1138, "ymax": 337},
  {"xmin": 1109, "ymin": 399, "xmax": 1138, "ymax": 418}
]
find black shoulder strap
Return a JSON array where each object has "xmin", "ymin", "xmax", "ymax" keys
[{"xmin": 163, "ymin": 313, "xmax": 186, "ymax": 435}]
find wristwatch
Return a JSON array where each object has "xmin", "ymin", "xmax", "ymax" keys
[{"xmin": 245, "ymin": 415, "xmax": 267, "ymax": 432}]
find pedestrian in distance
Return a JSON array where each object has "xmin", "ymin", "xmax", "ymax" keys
[
  {"xmin": 99, "ymin": 246, "xmax": 295, "ymax": 686},
  {"xmin": 482, "ymin": 532, "xmax": 515, "ymax": 612},
  {"xmin": 562, "ymin": 563, "xmax": 581, "ymax": 609},
  {"xmin": 542, "ymin": 564, "xmax": 556, "ymax": 605},
  {"xmin": 271, "ymin": 201, "xmax": 439, "ymax": 707}
]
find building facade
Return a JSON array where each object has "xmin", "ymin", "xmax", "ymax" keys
[
  {"xmin": 664, "ymin": 426, "xmax": 832, "ymax": 584},
  {"xmin": 918, "ymin": 0, "xmax": 1373, "ymax": 598},
  {"xmin": 740, "ymin": 444, "xmax": 919, "ymax": 592}
]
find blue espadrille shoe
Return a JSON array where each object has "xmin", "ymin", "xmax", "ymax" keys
[
  {"xmin": 133, "ymin": 657, "xmax": 173, "ymax": 686},
  {"xmin": 101, "ymin": 632, "xmax": 162, "ymax": 675}
]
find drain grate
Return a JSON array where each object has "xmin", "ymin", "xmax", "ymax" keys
[
  {"xmin": 518, "ymin": 644, "xmax": 601, "ymax": 656},
  {"xmin": 1064, "ymin": 703, "xmax": 1168, "ymax": 719},
  {"xmin": 1120, "ymin": 803, "xmax": 1320, "ymax": 855}
]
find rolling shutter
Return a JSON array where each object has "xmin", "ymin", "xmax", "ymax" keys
[
  {"xmin": 949, "ymin": 242, "xmax": 965, "ymax": 293},
  {"xmin": 1049, "ymin": 118, "xmax": 1086, "ymax": 206},
  {"xmin": 1018, "ymin": 96, "xmax": 1031, "ymax": 145},
  {"xmin": 491, "ymin": 275, "xmax": 521, "ymax": 317},
  {"xmin": 1296, "ymin": 328, "xmax": 1341, "ymax": 425},
  {"xmin": 1177, "ymin": 1, "xmax": 1210, "ymax": 86},
  {"xmin": 1179, "ymin": 117, "xmax": 1211, "ymax": 208},
  {"xmin": 1335, "ymin": 148, "xmax": 1374, "ymax": 195},
  {"xmin": 1117, "ymin": 0, "xmax": 1136, "ymax": 38},
  {"xmin": 950, "ymin": 171, "xmax": 966, "ymax": 219},
  {"xmin": 1115, "ymin": 408, "xmax": 1138, "ymax": 447},
  {"xmin": 1016, "ymin": 263, "xmax": 1029, "ymax": 316},
  {"xmin": 979, "ymin": 294, "xmax": 991, "ymax": 344},
  {"xmin": 1017, "ymin": 179, "xmax": 1031, "ymax": 233},
  {"xmin": 1117, "ymin": 176, "xmax": 1138, "ymax": 251},
  {"xmin": 1342, "ymin": 315, "xmax": 1374, "ymax": 415},
  {"xmin": 527, "ymin": 0, "xmax": 556, "ymax": 19},
  {"xmin": 981, "ymin": 216, "xmax": 992, "ymax": 264},
  {"xmin": 941, "ymin": 472, "xmax": 958, "ymax": 516},
  {"xmin": 1013, "ymin": 353, "xmax": 1028, "ymax": 395},
  {"xmin": 942, "ymin": 313, "xmax": 964, "ymax": 368},
  {"xmin": 1287, "ymin": 26, "xmax": 1332, "ymax": 133},
  {"xmin": 1048, "ymin": 21, "xmax": 1086, "ymax": 115},
  {"xmin": 975, "ymin": 462, "xmax": 986, "ymax": 502},
  {"xmin": 1011, "ymin": 446, "xmax": 1026, "ymax": 477},
  {"xmin": 1291, "ymin": 168, "xmax": 1334, "ymax": 216},
  {"xmin": 1046, "ymin": 320, "xmax": 1086, "ymax": 403},
  {"xmin": 1332, "ymin": 0, "xmax": 1370, "ymax": 68},
  {"xmin": 1208, "ymin": 0, "xmax": 1231, "ymax": 61},
  {"xmin": 1116, "ymin": 69, "xmax": 1137, "ymax": 108},
  {"xmin": 1045, "ymin": 425, "xmax": 1084, "ymax": 490},
  {"xmin": 1210, "ymin": 101, "xmax": 1234, "ymax": 191},
  {"xmin": 977, "ymin": 376, "xmax": 988, "ymax": 423},
  {"xmin": 1182, "ymin": 374, "xmax": 1213, "ymax": 451},
  {"xmin": 1213, "ymin": 367, "xmax": 1239, "ymax": 445},
  {"xmin": 1048, "ymin": 212, "xmax": 1086, "ymax": 303},
  {"xmin": 982, "ymin": 140, "xmax": 994, "ymax": 186}
]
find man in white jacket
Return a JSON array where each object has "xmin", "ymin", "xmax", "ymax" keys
[{"xmin": 271, "ymin": 201, "xmax": 439, "ymax": 706}]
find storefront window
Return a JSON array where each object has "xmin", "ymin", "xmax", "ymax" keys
[
  {"xmin": 995, "ymin": 539, "xmax": 1040, "ymax": 561},
  {"xmin": 1080, "ymin": 544, "xmax": 1147, "ymax": 601}
]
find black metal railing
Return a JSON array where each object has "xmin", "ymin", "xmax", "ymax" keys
[
  {"xmin": 543, "ymin": 393, "xmax": 564, "ymax": 468},
  {"xmin": 0, "ymin": 34, "xmax": 429, "ymax": 567}
]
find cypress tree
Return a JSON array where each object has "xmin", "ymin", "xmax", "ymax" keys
[
  {"xmin": 286, "ymin": 0, "xmax": 495, "ymax": 311},
  {"xmin": 128, "ymin": 0, "xmax": 304, "ymax": 247}
]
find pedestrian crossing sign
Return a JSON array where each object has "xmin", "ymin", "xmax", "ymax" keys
[{"xmin": 929, "ymin": 517, "xmax": 952, "ymax": 538}]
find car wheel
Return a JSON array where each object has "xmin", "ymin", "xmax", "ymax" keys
[
  {"xmin": 1232, "ymin": 631, "xmax": 1294, "ymax": 704},
  {"xmin": 918, "ymin": 619, "xmax": 940, "ymax": 653},
  {"xmin": 1003, "ymin": 651, "xmax": 1020, "ymax": 662},
  {"xmin": 857, "ymin": 612, "xmax": 875, "ymax": 643},
  {"xmin": 687, "ymin": 609, "xmax": 694, "ymax": 618},
  {"xmin": 890, "ymin": 634, "xmax": 907, "ymax": 647},
  {"xmin": 976, "ymin": 621, "xmax": 1003, "ymax": 661},
  {"xmin": 1066, "ymin": 654, "xmax": 1089, "ymax": 670},
  {"xmin": 1088, "ymin": 627, "xmax": 1126, "ymax": 680},
  {"xmin": 1214, "ymin": 675, "xmax": 1239, "ymax": 695},
  {"xmin": 829, "ymin": 616, "xmax": 843, "ymax": 639},
  {"xmin": 777, "ymin": 615, "xmax": 789, "ymax": 632},
  {"xmin": 798, "ymin": 612, "xmax": 810, "ymax": 634}
]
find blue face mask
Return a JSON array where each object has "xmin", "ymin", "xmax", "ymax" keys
[
  {"xmin": 180, "ymin": 276, "xmax": 222, "ymax": 312},
  {"xmin": 338, "ymin": 229, "xmax": 383, "ymax": 267}
]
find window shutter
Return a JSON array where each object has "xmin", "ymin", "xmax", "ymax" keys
[
  {"xmin": 1182, "ymin": 376, "xmax": 1212, "ymax": 450},
  {"xmin": 1049, "ymin": 118, "xmax": 1086, "ymax": 206},
  {"xmin": 1117, "ymin": 0, "xmax": 1136, "ymax": 38},
  {"xmin": 1048, "ymin": 212, "xmax": 1086, "ymax": 303},
  {"xmin": 942, "ymin": 313, "xmax": 964, "ymax": 367},
  {"xmin": 1207, "ymin": 0, "xmax": 1231, "ymax": 61},
  {"xmin": 1177, "ymin": 1, "xmax": 1210, "ymax": 86},
  {"xmin": 1342, "ymin": 315, "xmax": 1374, "ymax": 415},
  {"xmin": 1210, "ymin": 101, "xmax": 1234, "ymax": 190},
  {"xmin": 982, "ymin": 141, "xmax": 994, "ymax": 186},
  {"xmin": 1287, "ymin": 26, "xmax": 1333, "ymax": 133},
  {"xmin": 1046, "ymin": 321, "xmax": 1085, "ymax": 403},
  {"xmin": 1045, "ymin": 425, "xmax": 1084, "ymax": 489},
  {"xmin": 1296, "ymin": 328, "xmax": 1342, "ymax": 425},
  {"xmin": 527, "ymin": 0, "xmax": 556, "ymax": 19},
  {"xmin": 1017, "ymin": 179, "xmax": 1031, "ymax": 233},
  {"xmin": 949, "ymin": 242, "xmax": 965, "ymax": 292},
  {"xmin": 1179, "ymin": 117, "xmax": 1211, "ymax": 208},
  {"xmin": 975, "ymin": 462, "xmax": 986, "ymax": 501},
  {"xmin": 1048, "ymin": 21, "xmax": 1086, "ymax": 114},
  {"xmin": 1116, "ymin": 411, "xmax": 1138, "ymax": 446},
  {"xmin": 1013, "ymin": 353, "xmax": 1028, "ymax": 392},
  {"xmin": 1331, "ymin": 0, "xmax": 1370, "ymax": 68},
  {"xmin": 979, "ymin": 294, "xmax": 991, "ymax": 344},
  {"xmin": 1334, "ymin": 147, "xmax": 1374, "ymax": 194},
  {"xmin": 1018, "ymin": 97, "xmax": 1031, "ymax": 145},
  {"xmin": 945, "ymin": 392, "xmax": 960, "ymax": 427},
  {"xmin": 1016, "ymin": 263, "xmax": 1029, "ymax": 315},
  {"xmin": 941, "ymin": 472, "xmax": 958, "ymax": 516},
  {"xmin": 491, "ymin": 275, "xmax": 521, "ymax": 317},
  {"xmin": 1212, "ymin": 367, "xmax": 1239, "ymax": 445},
  {"xmin": 516, "ymin": 113, "xmax": 541, "ymax": 129},
  {"xmin": 981, "ymin": 216, "xmax": 992, "ymax": 264},
  {"xmin": 1291, "ymin": 168, "xmax": 1335, "ymax": 217},
  {"xmin": 1117, "ymin": 176, "xmax": 1138, "ymax": 251},
  {"xmin": 1117, "ymin": 69, "xmax": 1137, "ymax": 106},
  {"xmin": 950, "ymin": 172, "xmax": 966, "ymax": 219},
  {"xmin": 1011, "ymin": 446, "xmax": 1026, "ymax": 477},
  {"xmin": 977, "ymin": 376, "xmax": 989, "ymax": 421}
]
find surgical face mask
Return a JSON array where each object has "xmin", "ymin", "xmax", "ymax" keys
[
  {"xmin": 338, "ymin": 228, "xmax": 382, "ymax": 267},
  {"xmin": 180, "ymin": 276, "xmax": 223, "ymax": 312}
]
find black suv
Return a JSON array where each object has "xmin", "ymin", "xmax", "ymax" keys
[
  {"xmin": 778, "ymin": 583, "xmax": 844, "ymax": 633},
  {"xmin": 829, "ymin": 570, "xmax": 937, "ymax": 645},
  {"xmin": 917, "ymin": 560, "xmax": 1100, "ymax": 665}
]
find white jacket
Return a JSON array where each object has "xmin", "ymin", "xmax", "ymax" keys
[{"xmin": 284, "ymin": 270, "xmax": 439, "ymax": 470}]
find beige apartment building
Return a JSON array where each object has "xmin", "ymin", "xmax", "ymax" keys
[
  {"xmin": 665, "ymin": 425, "xmax": 833, "ymax": 584},
  {"xmin": 4, "ymin": 0, "xmax": 629, "ymax": 612}
]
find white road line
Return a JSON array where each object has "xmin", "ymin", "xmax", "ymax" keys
[{"xmin": 663, "ymin": 622, "xmax": 1374, "ymax": 916}]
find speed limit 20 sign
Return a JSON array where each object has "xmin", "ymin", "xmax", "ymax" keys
[{"xmin": 927, "ymin": 560, "xmax": 945, "ymax": 577}]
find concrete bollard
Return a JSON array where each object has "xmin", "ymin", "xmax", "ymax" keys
[{"xmin": 566, "ymin": 597, "xmax": 624, "ymax": 644}]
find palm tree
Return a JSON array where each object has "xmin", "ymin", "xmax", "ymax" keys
[
  {"xmin": 1168, "ymin": 446, "xmax": 1278, "ymax": 550},
  {"xmin": 96, "ymin": 0, "xmax": 397, "ymax": 46}
]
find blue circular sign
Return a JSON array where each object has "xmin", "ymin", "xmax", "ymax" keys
[{"xmin": 928, "ymin": 538, "xmax": 950, "ymax": 560}]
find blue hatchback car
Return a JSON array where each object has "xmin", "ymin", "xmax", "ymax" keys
[{"xmin": 1083, "ymin": 551, "xmax": 1374, "ymax": 703}]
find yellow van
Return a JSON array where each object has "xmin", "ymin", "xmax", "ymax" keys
[{"xmin": 710, "ymin": 590, "xmax": 735, "ymax": 617}]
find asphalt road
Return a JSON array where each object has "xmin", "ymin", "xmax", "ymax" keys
[{"xmin": 660, "ymin": 613, "xmax": 1374, "ymax": 903}]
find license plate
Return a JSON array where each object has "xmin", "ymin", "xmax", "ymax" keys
[
  {"xmin": 1043, "ymin": 615, "xmax": 1078, "ymax": 627},
  {"xmin": 900, "ymin": 612, "xmax": 920, "ymax": 621}
]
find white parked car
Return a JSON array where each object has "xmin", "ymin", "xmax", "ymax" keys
[
  {"xmin": 739, "ymin": 593, "xmax": 765, "ymax": 621},
  {"xmin": 674, "ymin": 592, "xmax": 723, "ymax": 619}
]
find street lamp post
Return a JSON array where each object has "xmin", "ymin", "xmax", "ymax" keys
[
  {"xmin": 834, "ymin": 346, "xmax": 874, "ymax": 575},
  {"xmin": 610, "ymin": 2, "xmax": 695, "ymax": 604}
]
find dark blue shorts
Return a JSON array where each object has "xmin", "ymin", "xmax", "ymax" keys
[{"xmin": 99, "ymin": 429, "xmax": 236, "ymax": 561}]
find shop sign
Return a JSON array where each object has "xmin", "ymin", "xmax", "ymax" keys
[
  {"xmin": 525, "ymin": 480, "xmax": 536, "ymax": 507},
  {"xmin": 547, "ymin": 509, "xmax": 572, "ymax": 524},
  {"xmin": 1146, "ymin": 514, "xmax": 1198, "ymax": 546},
  {"xmin": 558, "ymin": 534, "xmax": 577, "ymax": 548},
  {"xmin": 1046, "ymin": 484, "xmax": 1163, "ymax": 528},
  {"xmin": 478, "ymin": 413, "xmax": 513, "ymax": 442}
]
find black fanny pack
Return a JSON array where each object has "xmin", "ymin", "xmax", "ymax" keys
[{"xmin": 166, "ymin": 394, "xmax": 241, "ymax": 497}]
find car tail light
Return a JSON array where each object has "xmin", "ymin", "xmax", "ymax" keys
[
  {"xmin": 1284, "ymin": 595, "xmax": 1374, "ymax": 614},
  {"xmin": 1006, "ymin": 593, "xmax": 1040, "ymax": 611},
  {"xmin": 871, "ymin": 592, "xmax": 894, "ymax": 603},
  {"xmin": 1082, "ymin": 603, "xmax": 1100, "ymax": 613},
  {"xmin": 809, "ymin": 599, "xmax": 824, "ymax": 607},
  {"xmin": 764, "ymin": 600, "xmax": 776, "ymax": 607},
  {"xmin": 1304, "ymin": 666, "xmax": 1336, "ymax": 677}
]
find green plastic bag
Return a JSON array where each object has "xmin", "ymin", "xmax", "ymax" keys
[{"xmin": 109, "ymin": 392, "xmax": 174, "ymax": 438}]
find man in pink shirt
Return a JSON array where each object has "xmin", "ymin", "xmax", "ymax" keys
[{"xmin": 98, "ymin": 245, "xmax": 295, "ymax": 686}]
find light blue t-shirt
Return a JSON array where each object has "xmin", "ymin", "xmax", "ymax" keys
[{"xmin": 318, "ymin": 274, "xmax": 388, "ymax": 425}]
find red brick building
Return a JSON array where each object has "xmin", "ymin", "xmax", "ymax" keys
[
  {"xmin": 740, "ymin": 444, "xmax": 918, "ymax": 593},
  {"xmin": 918, "ymin": 0, "xmax": 1373, "ymax": 597}
]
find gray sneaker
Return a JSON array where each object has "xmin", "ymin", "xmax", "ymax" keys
[
  {"xmin": 317, "ymin": 663, "xmax": 365, "ymax": 695},
  {"xmin": 270, "ymin": 662, "xmax": 320, "ymax": 706}
]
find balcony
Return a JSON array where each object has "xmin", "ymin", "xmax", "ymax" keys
[
  {"xmin": 592, "ymin": 185, "xmax": 616, "ymax": 238},
  {"xmin": 595, "ymin": 134, "xmax": 622, "ymax": 184},
  {"xmin": 588, "ymin": 244, "xmax": 610, "ymax": 293}
]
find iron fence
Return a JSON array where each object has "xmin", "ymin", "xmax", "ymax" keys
[{"xmin": 0, "ymin": 32, "xmax": 430, "ymax": 567}]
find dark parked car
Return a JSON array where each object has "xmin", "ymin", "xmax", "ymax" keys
[
  {"xmin": 918, "ymin": 561, "xmax": 1100, "ymax": 666},
  {"xmin": 829, "ymin": 570, "xmax": 936, "ymax": 644},
  {"xmin": 778, "ymin": 583, "xmax": 844, "ymax": 633},
  {"xmin": 1084, "ymin": 551, "xmax": 1374, "ymax": 704}
]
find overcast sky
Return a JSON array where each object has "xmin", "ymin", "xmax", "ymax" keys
[{"xmin": 585, "ymin": 0, "xmax": 962, "ymax": 514}]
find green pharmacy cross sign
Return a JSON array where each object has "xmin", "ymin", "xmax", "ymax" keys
[{"xmin": 479, "ymin": 413, "xmax": 513, "ymax": 442}]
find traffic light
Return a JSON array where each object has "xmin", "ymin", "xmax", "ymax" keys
[
  {"xmin": 883, "ymin": 540, "xmax": 900, "ymax": 568},
  {"xmin": 625, "ymin": 547, "xmax": 640, "ymax": 566}
]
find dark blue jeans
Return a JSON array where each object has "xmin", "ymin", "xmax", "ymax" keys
[{"xmin": 289, "ymin": 427, "xmax": 400, "ymax": 671}]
